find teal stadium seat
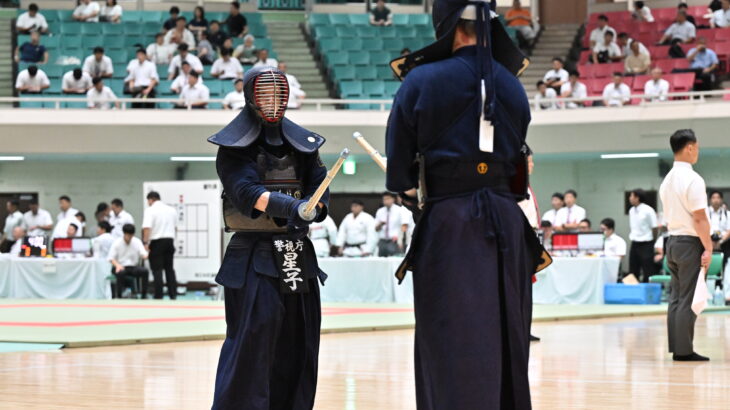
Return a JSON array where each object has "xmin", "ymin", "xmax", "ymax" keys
[
  {"xmin": 44, "ymin": 36, "xmax": 62, "ymax": 49},
  {"xmin": 330, "ymin": 14, "xmax": 350, "ymax": 25},
  {"xmin": 377, "ymin": 66, "xmax": 394, "ymax": 79},
  {"xmin": 244, "ymin": 13, "xmax": 263, "ymax": 25},
  {"xmin": 332, "ymin": 66, "xmax": 356, "ymax": 81},
  {"xmin": 363, "ymin": 80, "xmax": 385, "ymax": 97},
  {"xmin": 397, "ymin": 26, "xmax": 417, "ymax": 37},
  {"xmin": 44, "ymin": 11, "xmax": 59, "ymax": 23},
  {"xmin": 254, "ymin": 38, "xmax": 273, "ymax": 51},
  {"xmin": 157, "ymin": 65, "xmax": 168, "ymax": 79},
  {"xmin": 417, "ymin": 25, "xmax": 435, "ymax": 38},
  {"xmin": 369, "ymin": 52, "xmax": 392, "ymax": 65},
  {"xmin": 48, "ymin": 22, "xmax": 62, "ymax": 34},
  {"xmin": 113, "ymin": 63, "xmax": 127, "ymax": 79},
  {"xmin": 335, "ymin": 26, "xmax": 353, "ymax": 38},
  {"xmin": 46, "ymin": 81, "xmax": 62, "ymax": 94},
  {"xmin": 310, "ymin": 14, "xmax": 330, "ymax": 26},
  {"xmin": 356, "ymin": 26, "xmax": 376, "ymax": 38},
  {"xmin": 17, "ymin": 34, "xmax": 30, "ymax": 44},
  {"xmin": 409, "ymin": 14, "xmax": 431, "ymax": 26},
  {"xmin": 81, "ymin": 24, "xmax": 101, "ymax": 35},
  {"xmin": 349, "ymin": 52, "xmax": 370, "ymax": 66},
  {"xmin": 63, "ymin": 96, "xmax": 87, "ymax": 109},
  {"xmin": 356, "ymin": 66, "xmax": 378, "ymax": 80},
  {"xmin": 387, "ymin": 38, "xmax": 405, "ymax": 51},
  {"xmin": 124, "ymin": 22, "xmax": 143, "ymax": 36},
  {"xmin": 124, "ymin": 36, "xmax": 145, "ymax": 48},
  {"xmin": 56, "ymin": 10, "xmax": 74, "ymax": 21},
  {"xmin": 43, "ymin": 64, "xmax": 64, "ymax": 79},
  {"xmin": 319, "ymin": 38, "xmax": 341, "ymax": 52},
  {"xmin": 208, "ymin": 12, "xmax": 227, "ymax": 22},
  {"xmin": 203, "ymin": 65, "xmax": 213, "ymax": 79},
  {"xmin": 124, "ymin": 10, "xmax": 143, "ymax": 22},
  {"xmin": 362, "ymin": 38, "xmax": 384, "ymax": 51},
  {"xmin": 392, "ymin": 14, "xmax": 408, "ymax": 25},
  {"xmin": 107, "ymin": 50, "xmax": 128, "ymax": 64},
  {"xmin": 143, "ymin": 22, "xmax": 161, "ymax": 36},
  {"xmin": 315, "ymin": 26, "xmax": 337, "ymax": 38},
  {"xmin": 158, "ymin": 80, "xmax": 175, "ymax": 95},
  {"xmin": 378, "ymin": 26, "xmax": 397, "ymax": 38},
  {"xmin": 19, "ymin": 95, "xmax": 47, "ymax": 108},
  {"xmin": 141, "ymin": 11, "xmax": 164, "ymax": 23},
  {"xmin": 82, "ymin": 37, "xmax": 102, "ymax": 51},
  {"xmin": 349, "ymin": 14, "xmax": 370, "ymax": 25},
  {"xmin": 341, "ymin": 38, "xmax": 363, "ymax": 51},
  {"xmin": 221, "ymin": 80, "xmax": 236, "ymax": 95},
  {"xmin": 104, "ymin": 36, "xmax": 125, "ymax": 50},
  {"xmin": 102, "ymin": 24, "xmax": 124, "ymax": 35},
  {"xmin": 60, "ymin": 22, "xmax": 82, "ymax": 35},
  {"xmin": 339, "ymin": 80, "xmax": 362, "ymax": 98},
  {"xmin": 385, "ymin": 81, "xmax": 400, "ymax": 96},
  {"xmin": 249, "ymin": 24, "xmax": 268, "ymax": 38}
]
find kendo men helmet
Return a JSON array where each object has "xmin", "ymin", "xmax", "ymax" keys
[{"xmin": 243, "ymin": 66, "xmax": 290, "ymax": 124}]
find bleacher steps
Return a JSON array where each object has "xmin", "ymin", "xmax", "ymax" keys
[
  {"xmin": 0, "ymin": 13, "xmax": 14, "ymax": 106},
  {"xmin": 519, "ymin": 23, "xmax": 580, "ymax": 97}
]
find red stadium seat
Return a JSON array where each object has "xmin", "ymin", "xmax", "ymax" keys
[
  {"xmin": 637, "ymin": 32, "xmax": 661, "ymax": 46},
  {"xmin": 631, "ymin": 75, "xmax": 651, "ymax": 93},
  {"xmin": 591, "ymin": 63, "xmax": 621, "ymax": 78},
  {"xmin": 584, "ymin": 78, "xmax": 607, "ymax": 96},
  {"xmin": 716, "ymin": 30, "xmax": 730, "ymax": 42},
  {"xmin": 714, "ymin": 43, "xmax": 730, "ymax": 72},
  {"xmin": 636, "ymin": 22, "xmax": 655, "ymax": 34},
  {"xmin": 579, "ymin": 64, "xmax": 598, "ymax": 78},
  {"xmin": 697, "ymin": 28, "xmax": 718, "ymax": 41},
  {"xmin": 654, "ymin": 8, "xmax": 677, "ymax": 21},
  {"xmin": 648, "ymin": 45, "xmax": 671, "ymax": 59},
  {"xmin": 653, "ymin": 58, "xmax": 690, "ymax": 72},
  {"xmin": 667, "ymin": 73, "xmax": 695, "ymax": 93},
  {"xmin": 723, "ymin": 89, "xmax": 730, "ymax": 101},
  {"xmin": 579, "ymin": 50, "xmax": 592, "ymax": 65}
]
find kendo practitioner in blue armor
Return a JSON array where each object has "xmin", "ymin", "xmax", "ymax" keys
[
  {"xmin": 386, "ymin": 0, "xmax": 551, "ymax": 409},
  {"xmin": 208, "ymin": 66, "xmax": 329, "ymax": 410}
]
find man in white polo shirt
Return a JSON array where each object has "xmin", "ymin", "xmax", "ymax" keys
[
  {"xmin": 167, "ymin": 43, "xmax": 203, "ymax": 80},
  {"xmin": 23, "ymin": 198, "xmax": 53, "ymax": 237},
  {"xmin": 72, "ymin": 0, "xmax": 100, "ymax": 22},
  {"xmin": 142, "ymin": 191, "xmax": 178, "ymax": 300},
  {"xmin": 601, "ymin": 218, "xmax": 627, "ymax": 258},
  {"xmin": 659, "ymin": 129, "xmax": 711, "ymax": 361},
  {"xmin": 554, "ymin": 189, "xmax": 586, "ymax": 232},
  {"xmin": 644, "ymin": 67, "xmax": 670, "ymax": 103},
  {"xmin": 52, "ymin": 195, "xmax": 79, "ymax": 239},
  {"xmin": 87, "ymin": 78, "xmax": 119, "ymax": 109},
  {"xmin": 109, "ymin": 223, "xmax": 149, "ymax": 299},
  {"xmin": 176, "ymin": 71, "xmax": 209, "ymax": 109},
  {"xmin": 628, "ymin": 189, "xmax": 658, "ymax": 282},
  {"xmin": 211, "ymin": 49, "xmax": 243, "ymax": 80},
  {"xmin": 223, "ymin": 78, "xmax": 245, "ymax": 110},
  {"xmin": 15, "ymin": 65, "xmax": 50, "ymax": 94},
  {"xmin": 126, "ymin": 49, "xmax": 159, "ymax": 108},
  {"xmin": 1, "ymin": 200, "xmax": 24, "ymax": 253},
  {"xmin": 659, "ymin": 12, "xmax": 696, "ymax": 44},
  {"xmin": 62, "ymin": 68, "xmax": 93, "ymax": 94},
  {"xmin": 541, "ymin": 192, "xmax": 564, "ymax": 226},
  {"xmin": 83, "ymin": 47, "xmax": 114, "ymax": 79},
  {"xmin": 16, "ymin": 3, "xmax": 48, "ymax": 34},
  {"xmin": 109, "ymin": 198, "xmax": 134, "ymax": 238}
]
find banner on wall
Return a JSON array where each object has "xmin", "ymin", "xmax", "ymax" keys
[
  {"xmin": 142, "ymin": 180, "xmax": 222, "ymax": 284},
  {"xmin": 258, "ymin": 0, "xmax": 304, "ymax": 10}
]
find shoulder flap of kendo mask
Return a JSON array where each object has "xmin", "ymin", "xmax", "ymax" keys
[
  {"xmin": 207, "ymin": 108, "xmax": 261, "ymax": 148},
  {"xmin": 280, "ymin": 117, "xmax": 326, "ymax": 154}
]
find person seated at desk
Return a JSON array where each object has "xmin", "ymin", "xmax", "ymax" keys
[
  {"xmin": 601, "ymin": 218, "xmax": 627, "ymax": 257},
  {"xmin": 93, "ymin": 221, "xmax": 115, "ymax": 259},
  {"xmin": 108, "ymin": 223, "xmax": 149, "ymax": 299},
  {"xmin": 578, "ymin": 219, "xmax": 592, "ymax": 232},
  {"xmin": 66, "ymin": 221, "xmax": 80, "ymax": 238}
]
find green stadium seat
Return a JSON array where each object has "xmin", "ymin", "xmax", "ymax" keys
[
  {"xmin": 60, "ymin": 22, "xmax": 82, "ymax": 35},
  {"xmin": 221, "ymin": 80, "xmax": 236, "ymax": 95},
  {"xmin": 409, "ymin": 14, "xmax": 431, "ymax": 26},
  {"xmin": 356, "ymin": 66, "xmax": 378, "ymax": 80},
  {"xmin": 81, "ymin": 37, "xmax": 102, "ymax": 51},
  {"xmin": 125, "ymin": 22, "xmax": 143, "ymax": 36},
  {"xmin": 43, "ymin": 64, "xmax": 64, "ymax": 78},
  {"xmin": 254, "ymin": 38, "xmax": 273, "ymax": 51},
  {"xmin": 363, "ymin": 80, "xmax": 385, "ymax": 97},
  {"xmin": 369, "ymin": 52, "xmax": 392, "ymax": 65},
  {"xmin": 44, "ymin": 36, "xmax": 62, "ymax": 49},
  {"xmin": 203, "ymin": 65, "xmax": 213, "ymax": 79},
  {"xmin": 157, "ymin": 65, "xmax": 168, "ymax": 79},
  {"xmin": 157, "ymin": 80, "xmax": 174, "ymax": 95},
  {"xmin": 46, "ymin": 82, "xmax": 62, "ymax": 95},
  {"xmin": 333, "ymin": 66, "xmax": 356, "ymax": 81},
  {"xmin": 124, "ymin": 10, "xmax": 143, "ymax": 23},
  {"xmin": 339, "ymin": 80, "xmax": 362, "ymax": 97},
  {"xmin": 44, "ymin": 11, "xmax": 59, "ymax": 23},
  {"xmin": 396, "ymin": 26, "xmax": 417, "ymax": 37},
  {"xmin": 386, "ymin": 38, "xmax": 405, "ymax": 51},
  {"xmin": 102, "ymin": 24, "xmax": 124, "ymax": 35},
  {"xmin": 377, "ymin": 66, "xmax": 394, "ymax": 80},
  {"xmin": 384, "ymin": 81, "xmax": 400, "ymax": 96},
  {"xmin": 356, "ymin": 26, "xmax": 377, "ymax": 38},
  {"xmin": 349, "ymin": 14, "xmax": 370, "ymax": 25},
  {"xmin": 113, "ymin": 63, "xmax": 127, "ymax": 79},
  {"xmin": 392, "ymin": 14, "xmax": 408, "ymax": 25},
  {"xmin": 104, "ymin": 36, "xmax": 125, "ymax": 50},
  {"xmin": 48, "ymin": 22, "xmax": 62, "ymax": 34},
  {"xmin": 341, "ymin": 38, "xmax": 363, "ymax": 51},
  {"xmin": 249, "ymin": 24, "xmax": 268, "ymax": 38},
  {"xmin": 244, "ymin": 13, "xmax": 263, "ymax": 25},
  {"xmin": 309, "ymin": 14, "xmax": 330, "ymax": 26},
  {"xmin": 335, "ymin": 26, "xmax": 354, "ymax": 38},
  {"xmin": 141, "ymin": 11, "xmax": 164, "ymax": 23},
  {"xmin": 107, "ymin": 50, "xmax": 128, "ymax": 64},
  {"xmin": 314, "ymin": 26, "xmax": 337, "ymax": 38},
  {"xmin": 325, "ymin": 51, "xmax": 349, "ymax": 66},
  {"xmin": 349, "ymin": 52, "xmax": 370, "ymax": 66},
  {"xmin": 81, "ymin": 24, "xmax": 102, "ymax": 35},
  {"xmin": 56, "ymin": 10, "xmax": 74, "ymax": 22},
  {"xmin": 378, "ymin": 26, "xmax": 397, "ymax": 38},
  {"xmin": 417, "ymin": 25, "xmax": 435, "ymax": 38},
  {"xmin": 206, "ymin": 81, "xmax": 223, "ymax": 97},
  {"xmin": 362, "ymin": 38, "xmax": 384, "ymax": 51},
  {"xmin": 143, "ymin": 22, "xmax": 162, "ymax": 36},
  {"xmin": 124, "ymin": 36, "xmax": 146, "ymax": 48},
  {"xmin": 330, "ymin": 14, "xmax": 350, "ymax": 25},
  {"xmin": 19, "ymin": 95, "xmax": 47, "ymax": 109},
  {"xmin": 319, "ymin": 38, "xmax": 341, "ymax": 52}
]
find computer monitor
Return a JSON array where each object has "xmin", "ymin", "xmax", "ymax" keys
[
  {"xmin": 551, "ymin": 232, "xmax": 605, "ymax": 252},
  {"xmin": 52, "ymin": 237, "xmax": 93, "ymax": 256},
  {"xmin": 20, "ymin": 235, "xmax": 48, "ymax": 257}
]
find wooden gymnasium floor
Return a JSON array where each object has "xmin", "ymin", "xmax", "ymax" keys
[{"xmin": 1, "ymin": 310, "xmax": 730, "ymax": 409}]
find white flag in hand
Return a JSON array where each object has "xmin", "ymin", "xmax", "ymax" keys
[{"xmin": 691, "ymin": 268, "xmax": 710, "ymax": 315}]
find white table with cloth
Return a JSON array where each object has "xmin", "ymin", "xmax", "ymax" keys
[
  {"xmin": 533, "ymin": 256, "xmax": 621, "ymax": 304},
  {"xmin": 0, "ymin": 255, "xmax": 112, "ymax": 299}
]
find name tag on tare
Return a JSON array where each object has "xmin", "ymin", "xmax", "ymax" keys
[
  {"xmin": 479, "ymin": 80, "xmax": 494, "ymax": 153},
  {"xmin": 479, "ymin": 121, "xmax": 494, "ymax": 153}
]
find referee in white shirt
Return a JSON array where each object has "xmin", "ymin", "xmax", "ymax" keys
[
  {"xmin": 659, "ymin": 129, "xmax": 711, "ymax": 361},
  {"xmin": 375, "ymin": 192, "xmax": 404, "ymax": 257},
  {"xmin": 707, "ymin": 191, "xmax": 730, "ymax": 268},
  {"xmin": 628, "ymin": 189, "xmax": 658, "ymax": 282},
  {"xmin": 142, "ymin": 191, "xmax": 178, "ymax": 300}
]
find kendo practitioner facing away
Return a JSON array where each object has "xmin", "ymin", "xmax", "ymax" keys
[
  {"xmin": 208, "ymin": 66, "xmax": 329, "ymax": 410},
  {"xmin": 387, "ymin": 0, "xmax": 551, "ymax": 409}
]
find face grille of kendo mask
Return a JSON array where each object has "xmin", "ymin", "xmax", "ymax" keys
[{"xmin": 253, "ymin": 70, "xmax": 289, "ymax": 123}]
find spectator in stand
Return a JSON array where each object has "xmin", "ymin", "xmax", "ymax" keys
[
  {"xmin": 147, "ymin": 33, "xmax": 174, "ymax": 65},
  {"xmin": 710, "ymin": 0, "xmax": 730, "ymax": 28},
  {"xmin": 685, "ymin": 37, "xmax": 719, "ymax": 91},
  {"xmin": 401, "ymin": 48, "xmax": 411, "ymax": 56},
  {"xmin": 14, "ymin": 32, "xmax": 48, "ymax": 64},
  {"xmin": 62, "ymin": 67, "xmax": 92, "ymax": 94},
  {"xmin": 677, "ymin": 3, "xmax": 697, "ymax": 26},
  {"xmin": 370, "ymin": 0, "xmax": 393, "ymax": 26},
  {"xmin": 279, "ymin": 61, "xmax": 305, "ymax": 109},
  {"xmin": 16, "ymin": 4, "xmax": 48, "ymax": 34},
  {"xmin": 632, "ymin": 1, "xmax": 654, "ymax": 23},
  {"xmin": 659, "ymin": 12, "xmax": 696, "ymax": 44},
  {"xmin": 163, "ymin": 6, "xmax": 180, "ymax": 32},
  {"xmin": 100, "ymin": 0, "xmax": 122, "ymax": 23},
  {"xmin": 233, "ymin": 34, "xmax": 257, "ymax": 65},
  {"xmin": 221, "ymin": 38, "xmax": 234, "ymax": 56},
  {"xmin": 644, "ymin": 67, "xmax": 670, "ymax": 102},
  {"xmin": 602, "ymin": 72, "xmax": 631, "ymax": 107},
  {"xmin": 15, "ymin": 65, "xmax": 50, "ymax": 94},
  {"xmin": 225, "ymin": 2, "xmax": 248, "ymax": 37},
  {"xmin": 83, "ymin": 47, "xmax": 114, "ymax": 79},
  {"xmin": 87, "ymin": 77, "xmax": 119, "ymax": 109},
  {"xmin": 591, "ymin": 30, "xmax": 622, "ymax": 64},
  {"xmin": 624, "ymin": 41, "xmax": 651, "ymax": 75},
  {"xmin": 589, "ymin": 15, "xmax": 616, "ymax": 49},
  {"xmin": 197, "ymin": 30, "xmax": 216, "ymax": 65},
  {"xmin": 560, "ymin": 70, "xmax": 587, "ymax": 108},
  {"xmin": 555, "ymin": 190, "xmax": 587, "ymax": 232},
  {"xmin": 171, "ymin": 61, "xmax": 204, "ymax": 94},
  {"xmin": 223, "ymin": 78, "xmax": 245, "ymax": 110},
  {"xmin": 126, "ymin": 49, "xmax": 159, "ymax": 108},
  {"xmin": 207, "ymin": 20, "xmax": 229, "ymax": 52},
  {"xmin": 211, "ymin": 49, "xmax": 243, "ymax": 80},
  {"xmin": 601, "ymin": 218, "xmax": 628, "ymax": 258},
  {"xmin": 73, "ymin": 0, "xmax": 100, "ymax": 22},
  {"xmin": 24, "ymin": 199, "xmax": 53, "ymax": 237},
  {"xmin": 188, "ymin": 6, "xmax": 209, "ymax": 38},
  {"xmin": 252, "ymin": 48, "xmax": 278, "ymax": 68},
  {"xmin": 505, "ymin": 0, "xmax": 536, "ymax": 44},
  {"xmin": 167, "ymin": 43, "xmax": 203, "ymax": 80},
  {"xmin": 165, "ymin": 17, "xmax": 196, "ymax": 48},
  {"xmin": 543, "ymin": 57, "xmax": 568, "ymax": 92},
  {"xmin": 578, "ymin": 219, "xmax": 592, "ymax": 232},
  {"xmin": 535, "ymin": 80, "xmax": 558, "ymax": 110},
  {"xmin": 176, "ymin": 71, "xmax": 209, "ymax": 109},
  {"xmin": 542, "ymin": 193, "xmax": 564, "ymax": 226},
  {"xmin": 616, "ymin": 32, "xmax": 649, "ymax": 59}
]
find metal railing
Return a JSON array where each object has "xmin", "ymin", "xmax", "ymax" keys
[{"xmin": 1, "ymin": 89, "xmax": 729, "ymax": 111}]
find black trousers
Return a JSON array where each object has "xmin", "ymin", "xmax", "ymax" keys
[
  {"xmin": 0, "ymin": 239, "xmax": 13, "ymax": 254},
  {"xmin": 666, "ymin": 236, "xmax": 703, "ymax": 355},
  {"xmin": 629, "ymin": 241, "xmax": 656, "ymax": 282},
  {"xmin": 672, "ymin": 68, "xmax": 716, "ymax": 91},
  {"xmin": 721, "ymin": 241, "xmax": 730, "ymax": 283},
  {"xmin": 128, "ymin": 86, "xmax": 156, "ymax": 108},
  {"xmin": 112, "ymin": 266, "xmax": 149, "ymax": 298},
  {"xmin": 377, "ymin": 238, "xmax": 401, "ymax": 257},
  {"xmin": 149, "ymin": 238, "xmax": 177, "ymax": 299}
]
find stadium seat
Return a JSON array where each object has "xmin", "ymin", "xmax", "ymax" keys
[
  {"xmin": 124, "ymin": 36, "xmax": 146, "ymax": 48},
  {"xmin": 396, "ymin": 26, "xmax": 417, "ymax": 38},
  {"xmin": 124, "ymin": 10, "xmax": 143, "ymax": 23},
  {"xmin": 203, "ymin": 66, "xmax": 213, "ymax": 79},
  {"xmin": 341, "ymin": 38, "xmax": 363, "ymax": 51},
  {"xmin": 157, "ymin": 65, "xmax": 168, "ymax": 79},
  {"xmin": 332, "ymin": 66, "xmax": 356, "ymax": 81},
  {"xmin": 102, "ymin": 24, "xmax": 124, "ymax": 36},
  {"xmin": 206, "ymin": 81, "xmax": 223, "ymax": 97},
  {"xmin": 377, "ymin": 66, "xmax": 394, "ymax": 80},
  {"xmin": 309, "ymin": 14, "xmax": 330, "ymax": 26},
  {"xmin": 81, "ymin": 24, "xmax": 102, "ymax": 35},
  {"xmin": 315, "ymin": 26, "xmax": 337, "ymax": 38},
  {"xmin": 124, "ymin": 22, "xmax": 143, "ymax": 36},
  {"xmin": 254, "ymin": 38, "xmax": 273, "ymax": 51},
  {"xmin": 107, "ymin": 50, "xmax": 128, "ymax": 64},
  {"xmin": 335, "ymin": 26, "xmax": 354, "ymax": 38},
  {"xmin": 63, "ymin": 96, "xmax": 87, "ymax": 109},
  {"xmin": 56, "ymin": 10, "xmax": 74, "ymax": 21},
  {"xmin": 249, "ymin": 24, "xmax": 268, "ymax": 38},
  {"xmin": 60, "ymin": 22, "xmax": 82, "ymax": 35},
  {"xmin": 325, "ymin": 51, "xmax": 349, "ymax": 66},
  {"xmin": 667, "ymin": 73, "xmax": 695, "ymax": 93},
  {"xmin": 112, "ymin": 63, "xmax": 127, "ymax": 79},
  {"xmin": 339, "ymin": 80, "xmax": 363, "ymax": 97},
  {"xmin": 44, "ymin": 36, "xmax": 62, "ymax": 49},
  {"xmin": 386, "ymin": 38, "xmax": 405, "ymax": 52},
  {"xmin": 19, "ymin": 94, "xmax": 47, "ymax": 108},
  {"xmin": 355, "ymin": 26, "xmax": 377, "ymax": 38},
  {"xmin": 143, "ymin": 22, "xmax": 162, "ymax": 36},
  {"xmin": 363, "ymin": 80, "xmax": 385, "ymax": 97},
  {"xmin": 392, "ymin": 14, "xmax": 408, "ymax": 25},
  {"xmin": 647, "ymin": 45, "xmax": 670, "ymax": 59},
  {"xmin": 356, "ymin": 66, "xmax": 378, "ymax": 80},
  {"xmin": 369, "ymin": 52, "xmax": 392, "ymax": 66},
  {"xmin": 46, "ymin": 82, "xmax": 62, "ymax": 95},
  {"xmin": 378, "ymin": 26, "xmax": 397, "ymax": 38},
  {"xmin": 631, "ymin": 75, "xmax": 651, "ymax": 93},
  {"xmin": 81, "ymin": 37, "xmax": 103, "ymax": 51},
  {"xmin": 716, "ymin": 30, "xmax": 730, "ymax": 42},
  {"xmin": 361, "ymin": 38, "xmax": 384, "ymax": 51},
  {"xmin": 330, "ymin": 14, "xmax": 350, "ymax": 25},
  {"xmin": 409, "ymin": 14, "xmax": 431, "ymax": 26},
  {"xmin": 583, "ymin": 78, "xmax": 606, "ymax": 96},
  {"xmin": 653, "ymin": 58, "xmax": 689, "ymax": 73},
  {"xmin": 349, "ymin": 52, "xmax": 370, "ymax": 66},
  {"xmin": 141, "ymin": 11, "xmax": 164, "ymax": 23},
  {"xmin": 319, "ymin": 38, "xmax": 342, "ymax": 52},
  {"xmin": 349, "ymin": 14, "xmax": 370, "ymax": 25}
]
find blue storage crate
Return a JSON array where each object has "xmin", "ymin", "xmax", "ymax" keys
[{"xmin": 604, "ymin": 283, "xmax": 662, "ymax": 305}]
